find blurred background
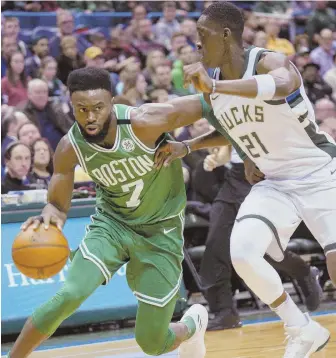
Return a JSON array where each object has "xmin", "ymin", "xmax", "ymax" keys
[{"xmin": 1, "ymin": 0, "xmax": 336, "ymax": 352}]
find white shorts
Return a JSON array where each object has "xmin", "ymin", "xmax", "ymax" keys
[{"xmin": 235, "ymin": 159, "xmax": 336, "ymax": 261}]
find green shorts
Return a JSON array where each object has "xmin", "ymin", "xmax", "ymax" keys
[{"xmin": 77, "ymin": 209, "xmax": 185, "ymax": 307}]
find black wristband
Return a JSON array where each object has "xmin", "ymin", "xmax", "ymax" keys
[{"xmin": 182, "ymin": 141, "xmax": 191, "ymax": 155}]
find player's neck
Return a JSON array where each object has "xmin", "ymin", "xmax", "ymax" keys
[{"xmin": 219, "ymin": 45, "xmax": 245, "ymax": 80}]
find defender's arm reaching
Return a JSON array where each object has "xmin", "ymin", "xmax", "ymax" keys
[{"xmin": 183, "ymin": 52, "xmax": 301, "ymax": 100}]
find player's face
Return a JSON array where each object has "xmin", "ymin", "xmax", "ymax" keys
[
  {"xmin": 196, "ymin": 15, "xmax": 226, "ymax": 68},
  {"xmin": 71, "ymin": 89, "xmax": 113, "ymax": 143}
]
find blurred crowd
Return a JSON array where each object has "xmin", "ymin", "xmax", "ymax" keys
[{"xmin": 2, "ymin": 0, "xmax": 336, "ymax": 197}]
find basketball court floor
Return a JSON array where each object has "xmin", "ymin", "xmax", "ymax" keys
[{"xmin": 2, "ymin": 312, "xmax": 335, "ymax": 358}]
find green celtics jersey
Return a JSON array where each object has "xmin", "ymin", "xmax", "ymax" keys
[{"xmin": 68, "ymin": 104, "xmax": 186, "ymax": 225}]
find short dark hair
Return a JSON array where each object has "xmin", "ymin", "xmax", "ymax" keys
[
  {"xmin": 202, "ymin": 1, "xmax": 244, "ymax": 43},
  {"xmin": 67, "ymin": 67, "xmax": 112, "ymax": 95},
  {"xmin": 4, "ymin": 141, "xmax": 31, "ymax": 161}
]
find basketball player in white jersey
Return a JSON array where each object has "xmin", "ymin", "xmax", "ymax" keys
[{"xmin": 155, "ymin": 2, "xmax": 336, "ymax": 357}]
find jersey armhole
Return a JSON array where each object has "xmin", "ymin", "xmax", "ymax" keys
[
  {"xmin": 67, "ymin": 126, "xmax": 89, "ymax": 173},
  {"xmin": 126, "ymin": 107, "xmax": 163, "ymax": 154}
]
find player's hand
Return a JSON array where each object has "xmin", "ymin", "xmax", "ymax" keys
[
  {"xmin": 154, "ymin": 140, "xmax": 188, "ymax": 169},
  {"xmin": 183, "ymin": 62, "xmax": 213, "ymax": 93},
  {"xmin": 21, "ymin": 204, "xmax": 66, "ymax": 231},
  {"xmin": 203, "ymin": 149, "xmax": 219, "ymax": 172},
  {"xmin": 244, "ymin": 157, "xmax": 265, "ymax": 185}
]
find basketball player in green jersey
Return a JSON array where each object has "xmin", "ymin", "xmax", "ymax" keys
[{"xmin": 9, "ymin": 66, "xmax": 248, "ymax": 358}]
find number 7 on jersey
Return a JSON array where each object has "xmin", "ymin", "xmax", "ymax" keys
[{"xmin": 121, "ymin": 179, "xmax": 144, "ymax": 208}]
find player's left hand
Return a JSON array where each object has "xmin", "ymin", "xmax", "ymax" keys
[
  {"xmin": 183, "ymin": 62, "xmax": 213, "ymax": 93},
  {"xmin": 244, "ymin": 157, "xmax": 265, "ymax": 185}
]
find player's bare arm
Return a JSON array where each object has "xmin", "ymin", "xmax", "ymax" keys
[
  {"xmin": 183, "ymin": 52, "xmax": 301, "ymax": 100},
  {"xmin": 130, "ymin": 94, "xmax": 208, "ymax": 144},
  {"xmin": 21, "ymin": 135, "xmax": 78, "ymax": 231}
]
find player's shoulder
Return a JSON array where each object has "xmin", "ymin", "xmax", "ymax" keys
[
  {"xmin": 54, "ymin": 134, "xmax": 78, "ymax": 166},
  {"xmin": 256, "ymin": 51, "xmax": 289, "ymax": 74}
]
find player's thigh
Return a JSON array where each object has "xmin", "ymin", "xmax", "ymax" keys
[
  {"xmin": 232, "ymin": 183, "xmax": 301, "ymax": 261},
  {"xmin": 79, "ymin": 211, "xmax": 130, "ymax": 284},
  {"xmin": 298, "ymin": 177, "xmax": 336, "ymax": 252},
  {"xmin": 127, "ymin": 212, "xmax": 184, "ymax": 307}
]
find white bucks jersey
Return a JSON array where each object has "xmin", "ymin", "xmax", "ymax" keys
[{"xmin": 210, "ymin": 46, "xmax": 336, "ymax": 179}]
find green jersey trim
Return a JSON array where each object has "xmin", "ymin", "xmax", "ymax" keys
[{"xmin": 68, "ymin": 130, "xmax": 89, "ymax": 173}]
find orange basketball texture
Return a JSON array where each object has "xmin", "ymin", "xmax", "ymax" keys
[{"xmin": 12, "ymin": 225, "xmax": 70, "ymax": 280}]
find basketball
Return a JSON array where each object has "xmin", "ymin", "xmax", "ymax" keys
[{"xmin": 12, "ymin": 225, "xmax": 70, "ymax": 280}]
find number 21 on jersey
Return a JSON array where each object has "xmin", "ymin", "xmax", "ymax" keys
[{"xmin": 239, "ymin": 131, "xmax": 269, "ymax": 158}]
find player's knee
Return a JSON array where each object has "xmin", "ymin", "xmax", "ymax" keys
[
  {"xmin": 230, "ymin": 221, "xmax": 263, "ymax": 275},
  {"xmin": 136, "ymin": 327, "xmax": 166, "ymax": 356},
  {"xmin": 55, "ymin": 285, "xmax": 88, "ymax": 312}
]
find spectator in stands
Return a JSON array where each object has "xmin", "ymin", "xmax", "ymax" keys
[
  {"xmin": 125, "ymin": 4, "xmax": 148, "ymax": 39},
  {"xmin": 57, "ymin": 36, "xmax": 85, "ymax": 85},
  {"xmin": 155, "ymin": 2, "xmax": 181, "ymax": 50},
  {"xmin": 253, "ymin": 0, "xmax": 291, "ymax": 14},
  {"xmin": 2, "ymin": 17, "xmax": 27, "ymax": 57},
  {"xmin": 122, "ymin": 72, "xmax": 148, "ymax": 106},
  {"xmin": 105, "ymin": 26, "xmax": 139, "ymax": 62},
  {"xmin": 294, "ymin": 34, "xmax": 310, "ymax": 53},
  {"xmin": 172, "ymin": 45, "xmax": 197, "ymax": 94},
  {"xmin": 132, "ymin": 18, "xmax": 166, "ymax": 60},
  {"xmin": 2, "ymin": 142, "xmax": 33, "ymax": 194},
  {"xmin": 315, "ymin": 98, "xmax": 336, "ymax": 123},
  {"xmin": 242, "ymin": 26, "xmax": 255, "ymax": 47},
  {"xmin": 1, "ymin": 51, "xmax": 28, "ymax": 106},
  {"xmin": 293, "ymin": 50, "xmax": 311, "ymax": 73},
  {"xmin": 168, "ymin": 32, "xmax": 188, "ymax": 62},
  {"xmin": 148, "ymin": 88, "xmax": 169, "ymax": 103},
  {"xmin": 39, "ymin": 56, "xmax": 66, "ymax": 103},
  {"xmin": 49, "ymin": 10, "xmax": 89, "ymax": 59},
  {"xmin": 1, "ymin": 35, "xmax": 19, "ymax": 78},
  {"xmin": 324, "ymin": 53, "xmax": 336, "ymax": 99},
  {"xmin": 24, "ymin": 1, "xmax": 42, "ymax": 12},
  {"xmin": 264, "ymin": 19, "xmax": 295, "ymax": 56},
  {"xmin": 1, "ymin": 111, "xmax": 29, "ymax": 162},
  {"xmin": 17, "ymin": 122, "xmax": 41, "ymax": 147},
  {"xmin": 150, "ymin": 63, "xmax": 178, "ymax": 98},
  {"xmin": 181, "ymin": 18, "xmax": 198, "ymax": 48},
  {"xmin": 143, "ymin": 49, "xmax": 166, "ymax": 84},
  {"xmin": 27, "ymin": 138, "xmax": 53, "ymax": 189},
  {"xmin": 310, "ymin": 28, "xmax": 336, "ymax": 77},
  {"xmin": 84, "ymin": 46, "xmax": 105, "ymax": 68},
  {"xmin": 20, "ymin": 79, "xmax": 73, "ymax": 150},
  {"xmin": 116, "ymin": 61, "xmax": 141, "ymax": 95},
  {"xmin": 253, "ymin": 30, "xmax": 267, "ymax": 48},
  {"xmin": 89, "ymin": 32, "xmax": 108, "ymax": 53},
  {"xmin": 306, "ymin": 1, "xmax": 336, "ymax": 48},
  {"xmin": 25, "ymin": 36, "xmax": 49, "ymax": 79},
  {"xmin": 302, "ymin": 62, "xmax": 333, "ymax": 104}
]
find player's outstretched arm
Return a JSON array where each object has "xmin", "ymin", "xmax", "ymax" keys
[
  {"xmin": 134, "ymin": 94, "xmax": 215, "ymax": 142},
  {"xmin": 183, "ymin": 52, "xmax": 301, "ymax": 100},
  {"xmin": 21, "ymin": 135, "xmax": 78, "ymax": 231}
]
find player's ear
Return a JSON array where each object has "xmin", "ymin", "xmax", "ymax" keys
[{"xmin": 223, "ymin": 28, "xmax": 231, "ymax": 41}]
